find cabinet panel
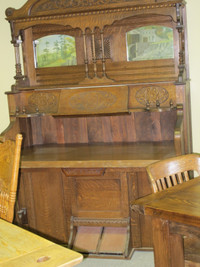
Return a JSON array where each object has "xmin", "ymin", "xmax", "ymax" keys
[
  {"xmin": 63, "ymin": 170, "xmax": 129, "ymax": 219},
  {"xmin": 17, "ymin": 169, "xmax": 68, "ymax": 243}
]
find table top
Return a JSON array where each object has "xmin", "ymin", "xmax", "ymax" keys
[
  {"xmin": 21, "ymin": 141, "xmax": 176, "ymax": 168},
  {"xmin": 0, "ymin": 219, "xmax": 83, "ymax": 267},
  {"xmin": 132, "ymin": 178, "xmax": 200, "ymax": 228}
]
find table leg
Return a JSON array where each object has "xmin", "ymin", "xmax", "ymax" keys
[{"xmin": 152, "ymin": 217, "xmax": 184, "ymax": 267}]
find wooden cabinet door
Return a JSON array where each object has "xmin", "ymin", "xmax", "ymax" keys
[{"xmin": 63, "ymin": 169, "xmax": 129, "ymax": 219}]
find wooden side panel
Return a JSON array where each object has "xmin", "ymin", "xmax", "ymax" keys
[
  {"xmin": 16, "ymin": 170, "xmax": 68, "ymax": 243},
  {"xmin": 136, "ymin": 170, "xmax": 153, "ymax": 248}
]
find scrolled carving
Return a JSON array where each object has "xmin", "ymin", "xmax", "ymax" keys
[
  {"xmin": 135, "ymin": 86, "xmax": 169, "ymax": 107},
  {"xmin": 5, "ymin": 8, "xmax": 15, "ymax": 17}
]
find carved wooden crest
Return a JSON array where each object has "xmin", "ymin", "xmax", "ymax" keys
[{"xmin": 135, "ymin": 86, "xmax": 169, "ymax": 106}]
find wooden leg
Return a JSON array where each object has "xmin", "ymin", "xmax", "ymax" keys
[{"xmin": 152, "ymin": 217, "xmax": 184, "ymax": 267}]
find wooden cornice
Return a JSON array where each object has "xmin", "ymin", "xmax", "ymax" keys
[{"xmin": 5, "ymin": 0, "xmax": 185, "ymax": 21}]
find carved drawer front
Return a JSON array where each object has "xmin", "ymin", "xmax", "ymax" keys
[{"xmin": 58, "ymin": 86, "xmax": 129, "ymax": 115}]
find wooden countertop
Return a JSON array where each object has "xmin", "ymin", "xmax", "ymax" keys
[{"xmin": 21, "ymin": 141, "xmax": 176, "ymax": 168}]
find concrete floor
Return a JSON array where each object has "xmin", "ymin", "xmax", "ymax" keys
[{"xmin": 78, "ymin": 251, "xmax": 155, "ymax": 267}]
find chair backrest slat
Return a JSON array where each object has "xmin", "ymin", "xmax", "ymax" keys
[
  {"xmin": 156, "ymin": 180, "xmax": 163, "ymax": 191},
  {"xmin": 184, "ymin": 171, "xmax": 190, "ymax": 181},
  {"xmin": 177, "ymin": 173, "xmax": 183, "ymax": 183},
  {"xmin": 166, "ymin": 176, "xmax": 173, "ymax": 188},
  {"xmin": 171, "ymin": 174, "xmax": 178, "ymax": 186}
]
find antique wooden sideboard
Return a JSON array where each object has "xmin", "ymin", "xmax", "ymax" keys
[{"xmin": 1, "ymin": 0, "xmax": 192, "ymax": 258}]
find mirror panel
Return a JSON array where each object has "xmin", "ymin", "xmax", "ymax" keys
[{"xmin": 33, "ymin": 34, "xmax": 77, "ymax": 68}]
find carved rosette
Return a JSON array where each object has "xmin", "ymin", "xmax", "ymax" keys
[
  {"xmin": 135, "ymin": 86, "xmax": 169, "ymax": 107},
  {"xmin": 69, "ymin": 91, "xmax": 116, "ymax": 112},
  {"xmin": 28, "ymin": 92, "xmax": 58, "ymax": 113}
]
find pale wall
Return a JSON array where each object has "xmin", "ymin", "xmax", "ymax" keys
[{"xmin": 0, "ymin": 1, "xmax": 200, "ymax": 152}]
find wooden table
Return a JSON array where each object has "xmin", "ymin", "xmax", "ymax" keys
[
  {"xmin": 132, "ymin": 178, "xmax": 200, "ymax": 267},
  {"xmin": 0, "ymin": 219, "xmax": 83, "ymax": 266}
]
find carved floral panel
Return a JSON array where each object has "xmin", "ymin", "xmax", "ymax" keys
[
  {"xmin": 28, "ymin": 92, "xmax": 59, "ymax": 113},
  {"xmin": 135, "ymin": 86, "xmax": 169, "ymax": 106}
]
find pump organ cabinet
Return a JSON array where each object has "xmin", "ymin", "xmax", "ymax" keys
[{"xmin": 2, "ymin": 0, "xmax": 192, "ymax": 259}]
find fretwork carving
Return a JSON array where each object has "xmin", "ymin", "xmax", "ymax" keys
[{"xmin": 92, "ymin": 37, "xmax": 111, "ymax": 60}]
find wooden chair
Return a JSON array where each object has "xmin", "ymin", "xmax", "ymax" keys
[
  {"xmin": 0, "ymin": 134, "xmax": 23, "ymax": 222},
  {"xmin": 146, "ymin": 153, "xmax": 200, "ymax": 193}
]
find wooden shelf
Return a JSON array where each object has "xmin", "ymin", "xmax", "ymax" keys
[{"xmin": 21, "ymin": 141, "xmax": 176, "ymax": 169}]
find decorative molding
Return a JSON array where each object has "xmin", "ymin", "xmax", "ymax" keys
[
  {"xmin": 28, "ymin": 92, "xmax": 58, "ymax": 113},
  {"xmin": 135, "ymin": 86, "xmax": 169, "ymax": 106},
  {"xmin": 69, "ymin": 91, "xmax": 117, "ymax": 112},
  {"xmin": 13, "ymin": 3, "xmax": 177, "ymax": 23},
  {"xmin": 71, "ymin": 216, "xmax": 130, "ymax": 226}
]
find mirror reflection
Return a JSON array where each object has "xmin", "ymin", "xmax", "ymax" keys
[
  {"xmin": 33, "ymin": 34, "xmax": 77, "ymax": 68},
  {"xmin": 126, "ymin": 25, "xmax": 174, "ymax": 61}
]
